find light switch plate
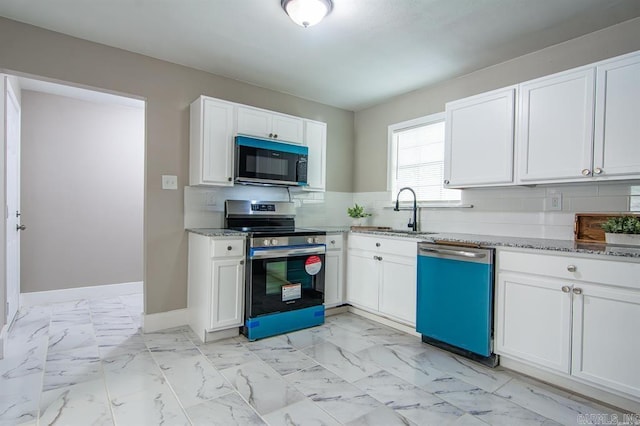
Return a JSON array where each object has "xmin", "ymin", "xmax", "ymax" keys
[
  {"xmin": 162, "ymin": 175, "xmax": 178, "ymax": 190},
  {"xmin": 546, "ymin": 193, "xmax": 562, "ymax": 211}
]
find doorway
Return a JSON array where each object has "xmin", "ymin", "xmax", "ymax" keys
[{"xmin": 3, "ymin": 75, "xmax": 145, "ymax": 343}]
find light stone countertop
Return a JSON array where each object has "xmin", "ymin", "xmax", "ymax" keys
[
  {"xmin": 350, "ymin": 229, "xmax": 640, "ymax": 259},
  {"xmin": 186, "ymin": 228, "xmax": 248, "ymax": 237}
]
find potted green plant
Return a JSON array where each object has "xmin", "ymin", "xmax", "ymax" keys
[
  {"xmin": 601, "ymin": 216, "xmax": 640, "ymax": 246},
  {"xmin": 347, "ymin": 203, "xmax": 372, "ymax": 227}
]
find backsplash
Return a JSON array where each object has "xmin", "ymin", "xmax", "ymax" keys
[{"xmin": 185, "ymin": 182, "xmax": 639, "ymax": 240}]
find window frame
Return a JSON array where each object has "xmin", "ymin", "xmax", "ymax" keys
[{"xmin": 387, "ymin": 112, "xmax": 460, "ymax": 204}]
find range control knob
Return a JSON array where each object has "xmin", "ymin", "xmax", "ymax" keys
[
  {"xmin": 263, "ymin": 239, "xmax": 271, "ymax": 246},
  {"xmin": 271, "ymin": 239, "xmax": 279, "ymax": 246},
  {"xmin": 314, "ymin": 237, "xmax": 320, "ymax": 243},
  {"xmin": 307, "ymin": 237, "xmax": 314, "ymax": 244}
]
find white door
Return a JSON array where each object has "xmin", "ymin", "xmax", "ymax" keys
[
  {"xmin": 593, "ymin": 53, "xmax": 640, "ymax": 179},
  {"xmin": 444, "ymin": 86, "xmax": 516, "ymax": 187},
  {"xmin": 270, "ymin": 113, "xmax": 303, "ymax": 144},
  {"xmin": 346, "ymin": 250, "xmax": 379, "ymax": 311},
  {"xmin": 5, "ymin": 79, "xmax": 21, "ymax": 326},
  {"xmin": 210, "ymin": 258, "xmax": 244, "ymax": 330},
  {"xmin": 379, "ymin": 254, "xmax": 416, "ymax": 325},
  {"xmin": 495, "ymin": 272, "xmax": 572, "ymax": 373},
  {"xmin": 303, "ymin": 120, "xmax": 327, "ymax": 191},
  {"xmin": 237, "ymin": 106, "xmax": 272, "ymax": 140},
  {"xmin": 518, "ymin": 68, "xmax": 595, "ymax": 183},
  {"xmin": 571, "ymin": 282, "xmax": 640, "ymax": 398},
  {"xmin": 201, "ymin": 98, "xmax": 235, "ymax": 186}
]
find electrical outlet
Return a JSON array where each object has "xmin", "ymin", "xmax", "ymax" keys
[
  {"xmin": 547, "ymin": 193, "xmax": 562, "ymax": 211},
  {"xmin": 162, "ymin": 175, "xmax": 178, "ymax": 190}
]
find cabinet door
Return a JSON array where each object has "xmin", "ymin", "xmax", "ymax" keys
[
  {"xmin": 324, "ymin": 250, "xmax": 343, "ymax": 307},
  {"xmin": 444, "ymin": 86, "xmax": 515, "ymax": 187},
  {"xmin": 571, "ymin": 283, "xmax": 640, "ymax": 398},
  {"xmin": 593, "ymin": 53, "xmax": 640, "ymax": 179},
  {"xmin": 303, "ymin": 120, "xmax": 327, "ymax": 191},
  {"xmin": 495, "ymin": 272, "xmax": 572, "ymax": 373},
  {"xmin": 379, "ymin": 254, "xmax": 416, "ymax": 325},
  {"xmin": 271, "ymin": 113, "xmax": 304, "ymax": 144},
  {"xmin": 346, "ymin": 250, "xmax": 379, "ymax": 311},
  {"xmin": 518, "ymin": 68, "xmax": 595, "ymax": 183},
  {"xmin": 237, "ymin": 106, "xmax": 272, "ymax": 139},
  {"xmin": 210, "ymin": 258, "xmax": 244, "ymax": 330},
  {"xmin": 190, "ymin": 97, "xmax": 235, "ymax": 186}
]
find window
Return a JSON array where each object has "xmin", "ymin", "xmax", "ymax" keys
[{"xmin": 388, "ymin": 113, "xmax": 461, "ymax": 203}]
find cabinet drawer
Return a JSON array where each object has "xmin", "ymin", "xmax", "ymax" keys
[
  {"xmin": 498, "ymin": 250, "xmax": 640, "ymax": 289},
  {"xmin": 326, "ymin": 233, "xmax": 344, "ymax": 251},
  {"xmin": 211, "ymin": 238, "xmax": 245, "ymax": 258},
  {"xmin": 349, "ymin": 234, "xmax": 417, "ymax": 256}
]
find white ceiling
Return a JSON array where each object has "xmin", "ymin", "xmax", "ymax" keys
[{"xmin": 1, "ymin": 0, "xmax": 640, "ymax": 111}]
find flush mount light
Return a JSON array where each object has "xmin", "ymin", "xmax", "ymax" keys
[{"xmin": 281, "ymin": 0, "xmax": 333, "ymax": 28}]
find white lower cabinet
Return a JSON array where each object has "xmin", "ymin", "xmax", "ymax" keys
[
  {"xmin": 324, "ymin": 233, "xmax": 345, "ymax": 308},
  {"xmin": 346, "ymin": 234, "xmax": 417, "ymax": 326},
  {"xmin": 188, "ymin": 233, "xmax": 245, "ymax": 342},
  {"xmin": 496, "ymin": 249, "xmax": 640, "ymax": 401}
]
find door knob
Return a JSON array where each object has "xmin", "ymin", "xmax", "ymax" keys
[
  {"xmin": 561, "ymin": 286, "xmax": 571, "ymax": 293},
  {"xmin": 573, "ymin": 287, "xmax": 583, "ymax": 295},
  {"xmin": 16, "ymin": 224, "xmax": 26, "ymax": 231},
  {"xmin": 567, "ymin": 265, "xmax": 577, "ymax": 272},
  {"xmin": 594, "ymin": 168, "xmax": 603, "ymax": 175},
  {"xmin": 581, "ymin": 168, "xmax": 591, "ymax": 176}
]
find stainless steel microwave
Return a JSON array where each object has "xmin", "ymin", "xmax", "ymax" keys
[{"xmin": 235, "ymin": 136, "xmax": 308, "ymax": 186}]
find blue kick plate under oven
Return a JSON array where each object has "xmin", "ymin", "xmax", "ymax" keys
[{"xmin": 416, "ymin": 242, "xmax": 495, "ymax": 363}]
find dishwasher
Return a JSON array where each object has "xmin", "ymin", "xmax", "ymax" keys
[{"xmin": 416, "ymin": 241, "xmax": 498, "ymax": 367}]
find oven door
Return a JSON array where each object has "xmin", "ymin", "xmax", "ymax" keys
[
  {"xmin": 247, "ymin": 245, "xmax": 325, "ymax": 317},
  {"xmin": 235, "ymin": 136, "xmax": 308, "ymax": 186}
]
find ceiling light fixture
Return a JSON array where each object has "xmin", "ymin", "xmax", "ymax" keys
[{"xmin": 281, "ymin": 0, "xmax": 333, "ymax": 28}]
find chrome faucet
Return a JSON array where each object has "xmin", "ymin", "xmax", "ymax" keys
[{"xmin": 394, "ymin": 187, "xmax": 418, "ymax": 231}]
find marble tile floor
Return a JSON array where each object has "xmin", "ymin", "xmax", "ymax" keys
[{"xmin": 0, "ymin": 294, "xmax": 627, "ymax": 425}]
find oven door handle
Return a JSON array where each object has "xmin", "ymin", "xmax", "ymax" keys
[{"xmin": 250, "ymin": 246, "xmax": 325, "ymax": 259}]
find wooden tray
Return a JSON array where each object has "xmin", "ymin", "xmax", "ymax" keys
[{"xmin": 574, "ymin": 213, "xmax": 640, "ymax": 243}]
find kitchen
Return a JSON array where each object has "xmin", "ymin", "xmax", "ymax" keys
[{"xmin": 1, "ymin": 1, "xmax": 640, "ymax": 425}]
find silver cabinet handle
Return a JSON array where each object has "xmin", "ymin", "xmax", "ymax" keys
[
  {"xmin": 594, "ymin": 168, "xmax": 603, "ymax": 175},
  {"xmin": 561, "ymin": 286, "xmax": 571, "ymax": 293},
  {"xmin": 331, "ymin": 240, "xmax": 336, "ymax": 244},
  {"xmin": 375, "ymin": 242, "xmax": 381, "ymax": 247},
  {"xmin": 17, "ymin": 224, "xmax": 26, "ymax": 231},
  {"xmin": 573, "ymin": 287, "xmax": 583, "ymax": 295},
  {"xmin": 444, "ymin": 180, "xmax": 450, "ymax": 185},
  {"xmin": 581, "ymin": 168, "xmax": 591, "ymax": 176},
  {"xmin": 567, "ymin": 265, "xmax": 577, "ymax": 272},
  {"xmin": 269, "ymin": 133, "xmax": 274, "ymax": 138},
  {"xmin": 227, "ymin": 246, "xmax": 233, "ymax": 251},
  {"xmin": 274, "ymin": 134, "xmax": 278, "ymax": 138},
  {"xmin": 228, "ymin": 177, "xmax": 232, "ymax": 182},
  {"xmin": 373, "ymin": 255, "xmax": 383, "ymax": 261},
  {"xmin": 239, "ymin": 260, "xmax": 244, "ymax": 265}
]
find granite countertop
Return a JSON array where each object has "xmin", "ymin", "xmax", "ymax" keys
[
  {"xmin": 351, "ymin": 229, "xmax": 640, "ymax": 259},
  {"xmin": 186, "ymin": 228, "xmax": 248, "ymax": 237}
]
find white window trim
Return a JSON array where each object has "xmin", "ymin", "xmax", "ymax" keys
[{"xmin": 387, "ymin": 111, "xmax": 448, "ymax": 197}]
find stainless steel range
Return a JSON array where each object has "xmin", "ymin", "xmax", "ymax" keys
[{"xmin": 224, "ymin": 200, "xmax": 326, "ymax": 340}]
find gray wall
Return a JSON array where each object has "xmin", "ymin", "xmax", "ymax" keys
[
  {"xmin": 0, "ymin": 17, "xmax": 354, "ymax": 314},
  {"xmin": 353, "ymin": 17, "xmax": 640, "ymax": 192},
  {"xmin": 20, "ymin": 91, "xmax": 144, "ymax": 293}
]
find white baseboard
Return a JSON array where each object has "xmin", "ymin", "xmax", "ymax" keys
[
  {"xmin": 347, "ymin": 306, "xmax": 420, "ymax": 337},
  {"xmin": 20, "ymin": 281, "xmax": 143, "ymax": 307},
  {"xmin": 143, "ymin": 308, "xmax": 189, "ymax": 333}
]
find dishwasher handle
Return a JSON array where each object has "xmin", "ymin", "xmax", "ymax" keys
[
  {"xmin": 419, "ymin": 247, "xmax": 485, "ymax": 259},
  {"xmin": 418, "ymin": 243, "xmax": 493, "ymax": 264}
]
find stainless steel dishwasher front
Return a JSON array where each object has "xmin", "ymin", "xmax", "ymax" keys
[{"xmin": 416, "ymin": 242, "xmax": 497, "ymax": 366}]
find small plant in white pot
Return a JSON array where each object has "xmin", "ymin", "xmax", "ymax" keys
[
  {"xmin": 347, "ymin": 203, "xmax": 372, "ymax": 227},
  {"xmin": 601, "ymin": 216, "xmax": 640, "ymax": 246}
]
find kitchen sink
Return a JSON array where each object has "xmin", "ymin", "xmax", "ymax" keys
[{"xmin": 389, "ymin": 230, "xmax": 437, "ymax": 235}]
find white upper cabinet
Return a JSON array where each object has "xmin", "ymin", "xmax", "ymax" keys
[
  {"xmin": 593, "ymin": 52, "xmax": 640, "ymax": 180},
  {"xmin": 237, "ymin": 106, "xmax": 304, "ymax": 144},
  {"xmin": 444, "ymin": 86, "xmax": 516, "ymax": 187},
  {"xmin": 518, "ymin": 67, "xmax": 595, "ymax": 183},
  {"xmin": 303, "ymin": 119, "xmax": 327, "ymax": 192},
  {"xmin": 190, "ymin": 96, "xmax": 236, "ymax": 186}
]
